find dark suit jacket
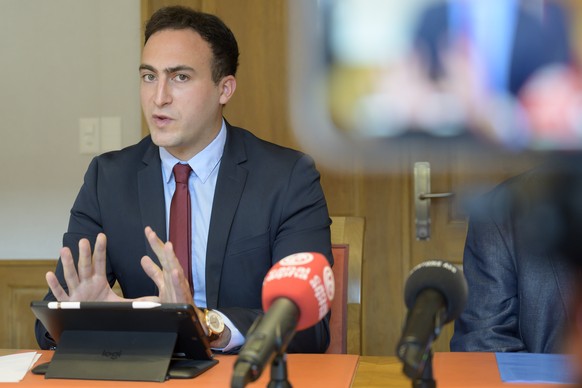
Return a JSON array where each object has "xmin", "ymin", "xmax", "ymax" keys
[
  {"xmin": 414, "ymin": 1, "xmax": 571, "ymax": 96},
  {"xmin": 36, "ymin": 122, "xmax": 333, "ymax": 352},
  {"xmin": 450, "ymin": 167, "xmax": 575, "ymax": 352}
]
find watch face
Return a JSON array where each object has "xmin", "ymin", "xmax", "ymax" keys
[{"xmin": 207, "ymin": 311, "xmax": 224, "ymax": 333}]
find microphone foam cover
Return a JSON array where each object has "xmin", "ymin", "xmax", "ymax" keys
[
  {"xmin": 404, "ymin": 260, "xmax": 468, "ymax": 323},
  {"xmin": 262, "ymin": 252, "xmax": 334, "ymax": 331}
]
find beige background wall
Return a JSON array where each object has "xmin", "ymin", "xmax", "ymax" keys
[{"xmin": 0, "ymin": 0, "xmax": 142, "ymax": 258}]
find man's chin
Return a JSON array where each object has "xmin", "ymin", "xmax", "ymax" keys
[{"xmin": 150, "ymin": 132, "xmax": 177, "ymax": 148}]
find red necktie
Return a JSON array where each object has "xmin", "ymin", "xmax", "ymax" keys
[{"xmin": 169, "ymin": 163, "xmax": 193, "ymax": 295}]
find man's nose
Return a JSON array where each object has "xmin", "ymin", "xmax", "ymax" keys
[{"xmin": 154, "ymin": 81, "xmax": 172, "ymax": 106}]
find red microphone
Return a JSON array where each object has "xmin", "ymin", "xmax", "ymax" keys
[
  {"xmin": 262, "ymin": 252, "xmax": 335, "ymax": 330},
  {"xmin": 232, "ymin": 252, "xmax": 334, "ymax": 387}
]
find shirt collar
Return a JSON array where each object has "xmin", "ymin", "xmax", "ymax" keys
[{"xmin": 159, "ymin": 120, "xmax": 227, "ymax": 184}]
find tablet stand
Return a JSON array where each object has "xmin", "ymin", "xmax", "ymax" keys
[{"xmin": 41, "ymin": 330, "xmax": 217, "ymax": 382}]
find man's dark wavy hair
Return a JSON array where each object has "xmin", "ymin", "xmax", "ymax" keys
[{"xmin": 144, "ymin": 6, "xmax": 239, "ymax": 84}]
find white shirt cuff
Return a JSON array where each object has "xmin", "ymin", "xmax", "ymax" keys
[{"xmin": 211, "ymin": 310, "xmax": 245, "ymax": 352}]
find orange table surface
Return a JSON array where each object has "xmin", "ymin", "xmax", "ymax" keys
[
  {"xmin": 3, "ymin": 350, "xmax": 358, "ymax": 387},
  {"xmin": 2, "ymin": 350, "xmax": 577, "ymax": 387}
]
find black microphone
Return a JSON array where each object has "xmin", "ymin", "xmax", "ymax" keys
[
  {"xmin": 396, "ymin": 260, "xmax": 468, "ymax": 379},
  {"xmin": 231, "ymin": 252, "xmax": 334, "ymax": 388}
]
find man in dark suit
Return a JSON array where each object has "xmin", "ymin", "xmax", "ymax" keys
[
  {"xmin": 35, "ymin": 6, "xmax": 332, "ymax": 353},
  {"xmin": 450, "ymin": 164, "xmax": 575, "ymax": 352}
]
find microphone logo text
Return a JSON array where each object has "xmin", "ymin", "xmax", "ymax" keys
[
  {"xmin": 264, "ymin": 266, "xmax": 312, "ymax": 282},
  {"xmin": 309, "ymin": 275, "xmax": 330, "ymax": 319}
]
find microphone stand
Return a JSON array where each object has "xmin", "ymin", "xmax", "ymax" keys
[
  {"xmin": 412, "ymin": 351, "xmax": 435, "ymax": 388},
  {"xmin": 267, "ymin": 310, "xmax": 295, "ymax": 388},
  {"xmin": 268, "ymin": 352, "xmax": 291, "ymax": 388}
]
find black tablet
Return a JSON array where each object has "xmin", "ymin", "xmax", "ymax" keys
[{"xmin": 30, "ymin": 301, "xmax": 218, "ymax": 381}]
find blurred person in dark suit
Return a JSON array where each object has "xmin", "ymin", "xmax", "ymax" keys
[
  {"xmin": 416, "ymin": 0, "xmax": 581, "ymax": 352},
  {"xmin": 450, "ymin": 163, "xmax": 576, "ymax": 352}
]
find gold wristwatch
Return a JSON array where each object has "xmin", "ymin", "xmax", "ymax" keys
[{"xmin": 204, "ymin": 309, "xmax": 225, "ymax": 342}]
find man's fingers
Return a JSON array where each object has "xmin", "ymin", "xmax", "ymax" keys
[
  {"xmin": 144, "ymin": 226, "xmax": 182, "ymax": 276},
  {"xmin": 60, "ymin": 247, "xmax": 80, "ymax": 291},
  {"xmin": 170, "ymin": 268, "xmax": 192, "ymax": 303},
  {"xmin": 143, "ymin": 227, "xmax": 192, "ymax": 304},
  {"xmin": 77, "ymin": 238, "xmax": 93, "ymax": 280},
  {"xmin": 46, "ymin": 271, "xmax": 69, "ymax": 301},
  {"xmin": 140, "ymin": 256, "xmax": 165, "ymax": 287},
  {"xmin": 47, "ymin": 233, "xmax": 123, "ymax": 303},
  {"xmin": 144, "ymin": 227, "xmax": 168, "ymax": 267},
  {"xmin": 163, "ymin": 241, "xmax": 183, "ymax": 275},
  {"xmin": 142, "ymin": 255, "xmax": 192, "ymax": 304},
  {"xmin": 93, "ymin": 233, "xmax": 108, "ymax": 278}
]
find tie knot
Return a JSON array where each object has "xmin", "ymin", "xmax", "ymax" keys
[{"xmin": 173, "ymin": 163, "xmax": 192, "ymax": 184}]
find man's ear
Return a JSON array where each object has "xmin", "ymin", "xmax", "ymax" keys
[{"xmin": 219, "ymin": 75, "xmax": 237, "ymax": 105}]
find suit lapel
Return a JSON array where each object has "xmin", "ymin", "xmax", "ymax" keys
[
  {"xmin": 205, "ymin": 125, "xmax": 248, "ymax": 308},
  {"xmin": 137, "ymin": 140, "xmax": 166, "ymax": 266}
]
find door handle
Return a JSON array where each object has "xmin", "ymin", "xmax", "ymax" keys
[{"xmin": 414, "ymin": 162, "xmax": 454, "ymax": 240}]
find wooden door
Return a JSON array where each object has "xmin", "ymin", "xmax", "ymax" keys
[{"xmin": 404, "ymin": 141, "xmax": 545, "ymax": 351}]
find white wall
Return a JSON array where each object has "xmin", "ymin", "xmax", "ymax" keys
[{"xmin": 0, "ymin": 0, "xmax": 142, "ymax": 258}]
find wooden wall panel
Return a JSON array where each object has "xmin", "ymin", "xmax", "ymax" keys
[
  {"xmin": 213, "ymin": 2, "xmax": 292, "ymax": 147},
  {"xmin": 0, "ymin": 261, "xmax": 56, "ymax": 349},
  {"xmin": 12, "ymin": 287, "xmax": 47, "ymax": 349},
  {"xmin": 359, "ymin": 173, "xmax": 408, "ymax": 355}
]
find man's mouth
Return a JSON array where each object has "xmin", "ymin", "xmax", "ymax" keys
[{"xmin": 152, "ymin": 114, "xmax": 173, "ymax": 127}]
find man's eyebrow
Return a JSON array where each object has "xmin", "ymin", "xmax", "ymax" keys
[
  {"xmin": 165, "ymin": 65, "xmax": 195, "ymax": 73},
  {"xmin": 139, "ymin": 64, "xmax": 156, "ymax": 72},
  {"xmin": 138, "ymin": 64, "xmax": 194, "ymax": 74}
]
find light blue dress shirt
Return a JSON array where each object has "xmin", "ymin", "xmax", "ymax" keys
[{"xmin": 159, "ymin": 120, "xmax": 243, "ymax": 351}]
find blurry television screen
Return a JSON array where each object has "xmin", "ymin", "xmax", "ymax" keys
[{"xmin": 289, "ymin": 0, "xmax": 582, "ymax": 170}]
